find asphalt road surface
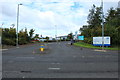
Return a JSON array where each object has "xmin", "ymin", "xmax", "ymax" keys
[{"xmin": 2, "ymin": 41, "xmax": 118, "ymax": 78}]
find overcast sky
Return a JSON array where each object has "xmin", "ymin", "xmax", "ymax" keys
[{"xmin": 0, "ymin": 0, "xmax": 119, "ymax": 38}]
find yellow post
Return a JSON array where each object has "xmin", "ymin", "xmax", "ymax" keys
[{"xmin": 40, "ymin": 45, "xmax": 44, "ymax": 52}]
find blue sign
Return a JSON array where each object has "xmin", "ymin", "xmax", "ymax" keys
[
  {"xmin": 78, "ymin": 36, "xmax": 84, "ymax": 40},
  {"xmin": 40, "ymin": 45, "xmax": 45, "ymax": 48}
]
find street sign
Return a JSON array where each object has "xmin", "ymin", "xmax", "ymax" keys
[
  {"xmin": 93, "ymin": 36, "xmax": 110, "ymax": 46},
  {"xmin": 78, "ymin": 36, "xmax": 84, "ymax": 40}
]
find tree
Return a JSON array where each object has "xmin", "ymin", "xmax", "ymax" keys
[
  {"xmin": 45, "ymin": 36, "xmax": 49, "ymax": 42},
  {"xmin": 2, "ymin": 27, "xmax": 16, "ymax": 45},
  {"xmin": 87, "ymin": 5, "xmax": 102, "ymax": 28},
  {"xmin": 80, "ymin": 5, "xmax": 120, "ymax": 46},
  {"xmin": 104, "ymin": 8, "xmax": 120, "ymax": 45},
  {"xmin": 67, "ymin": 33, "xmax": 73, "ymax": 40},
  {"xmin": 29, "ymin": 29, "xmax": 35, "ymax": 40},
  {"xmin": 34, "ymin": 34, "xmax": 39, "ymax": 38}
]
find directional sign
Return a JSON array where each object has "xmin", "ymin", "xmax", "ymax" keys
[{"xmin": 78, "ymin": 36, "xmax": 84, "ymax": 40}]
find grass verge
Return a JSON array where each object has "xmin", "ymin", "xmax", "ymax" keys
[{"xmin": 74, "ymin": 41, "xmax": 119, "ymax": 50}]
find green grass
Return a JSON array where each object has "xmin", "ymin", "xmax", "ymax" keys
[{"xmin": 74, "ymin": 41, "xmax": 119, "ymax": 50}]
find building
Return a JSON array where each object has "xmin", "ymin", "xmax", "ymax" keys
[{"xmin": 57, "ymin": 36, "xmax": 67, "ymax": 40}]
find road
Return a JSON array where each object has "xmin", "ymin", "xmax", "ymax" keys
[{"xmin": 2, "ymin": 41, "xmax": 118, "ymax": 78}]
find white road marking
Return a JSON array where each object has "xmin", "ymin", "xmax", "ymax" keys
[
  {"xmin": 16, "ymin": 57, "xmax": 35, "ymax": 59},
  {"xmin": 48, "ymin": 68, "xmax": 60, "ymax": 70},
  {"xmin": 51, "ymin": 63, "xmax": 60, "ymax": 64},
  {"xmin": 3, "ymin": 71, "xmax": 19, "ymax": 73},
  {"xmin": 94, "ymin": 49, "xmax": 107, "ymax": 52},
  {"xmin": 0, "ymin": 49, "xmax": 8, "ymax": 51},
  {"xmin": 47, "ymin": 43, "xmax": 53, "ymax": 44},
  {"xmin": 82, "ymin": 56, "xmax": 85, "ymax": 58},
  {"xmin": 22, "ymin": 76, "xmax": 25, "ymax": 78},
  {"xmin": 68, "ymin": 43, "xmax": 71, "ymax": 44}
]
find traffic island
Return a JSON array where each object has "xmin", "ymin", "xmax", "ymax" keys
[{"xmin": 32, "ymin": 43, "xmax": 51, "ymax": 55}]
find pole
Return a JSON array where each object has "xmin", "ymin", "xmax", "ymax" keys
[
  {"xmin": 55, "ymin": 25, "xmax": 57, "ymax": 42},
  {"xmin": 101, "ymin": 0, "xmax": 104, "ymax": 50},
  {"xmin": 0, "ymin": 23, "xmax": 4, "ymax": 46},
  {"xmin": 16, "ymin": 4, "xmax": 19, "ymax": 48},
  {"xmin": 16, "ymin": 4, "xmax": 22, "ymax": 48}
]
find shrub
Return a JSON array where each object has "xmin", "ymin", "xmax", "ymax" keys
[{"xmin": 3, "ymin": 38, "xmax": 16, "ymax": 45}]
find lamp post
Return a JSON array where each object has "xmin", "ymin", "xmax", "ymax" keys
[
  {"xmin": 55, "ymin": 25, "xmax": 57, "ymax": 41},
  {"xmin": 101, "ymin": 0, "xmax": 104, "ymax": 50},
  {"xmin": 16, "ymin": 3, "xmax": 22, "ymax": 48}
]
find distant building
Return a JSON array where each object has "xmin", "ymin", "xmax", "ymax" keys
[
  {"xmin": 49, "ymin": 37, "xmax": 53, "ymax": 41},
  {"xmin": 57, "ymin": 36, "xmax": 67, "ymax": 40},
  {"xmin": 118, "ymin": 1, "xmax": 120, "ymax": 8}
]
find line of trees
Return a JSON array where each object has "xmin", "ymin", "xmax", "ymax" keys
[
  {"xmin": 1, "ymin": 25, "xmax": 36, "ymax": 46},
  {"xmin": 80, "ymin": 5, "xmax": 120, "ymax": 46}
]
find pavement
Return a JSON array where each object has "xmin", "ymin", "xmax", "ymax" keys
[{"xmin": 2, "ymin": 41, "xmax": 118, "ymax": 78}]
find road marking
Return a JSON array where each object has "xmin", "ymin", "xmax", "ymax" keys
[
  {"xmin": 16, "ymin": 57, "xmax": 35, "ymax": 59},
  {"xmin": 0, "ymin": 49, "xmax": 8, "ymax": 51},
  {"xmin": 82, "ymin": 56, "xmax": 85, "ymax": 58},
  {"xmin": 48, "ymin": 68, "xmax": 60, "ymax": 70},
  {"xmin": 48, "ymin": 43, "xmax": 53, "ymax": 44},
  {"xmin": 51, "ymin": 63, "xmax": 60, "ymax": 64},
  {"xmin": 3, "ymin": 71, "xmax": 19, "ymax": 73},
  {"xmin": 94, "ymin": 49, "xmax": 107, "ymax": 52},
  {"xmin": 22, "ymin": 76, "xmax": 25, "ymax": 78}
]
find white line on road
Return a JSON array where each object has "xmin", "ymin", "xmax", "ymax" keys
[
  {"xmin": 94, "ymin": 49, "xmax": 107, "ymax": 52},
  {"xmin": 51, "ymin": 63, "xmax": 60, "ymax": 64},
  {"xmin": 48, "ymin": 68, "xmax": 60, "ymax": 70},
  {"xmin": 16, "ymin": 57, "xmax": 35, "ymax": 59},
  {"xmin": 0, "ymin": 49, "xmax": 8, "ymax": 51},
  {"xmin": 47, "ymin": 43, "xmax": 53, "ymax": 44},
  {"xmin": 68, "ymin": 43, "xmax": 71, "ymax": 44},
  {"xmin": 82, "ymin": 56, "xmax": 85, "ymax": 58}
]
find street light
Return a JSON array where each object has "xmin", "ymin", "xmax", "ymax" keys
[
  {"xmin": 55, "ymin": 25, "xmax": 57, "ymax": 40},
  {"xmin": 101, "ymin": 0, "xmax": 104, "ymax": 50},
  {"xmin": 16, "ymin": 3, "xmax": 22, "ymax": 48}
]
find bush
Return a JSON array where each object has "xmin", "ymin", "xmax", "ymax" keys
[
  {"xmin": 3, "ymin": 38, "xmax": 16, "ymax": 45},
  {"xmin": 19, "ymin": 38, "xmax": 28, "ymax": 45},
  {"xmin": 83, "ymin": 37, "xmax": 92, "ymax": 44}
]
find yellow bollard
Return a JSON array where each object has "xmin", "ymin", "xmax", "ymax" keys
[
  {"xmin": 40, "ymin": 48, "xmax": 44, "ymax": 51},
  {"xmin": 40, "ymin": 45, "xmax": 44, "ymax": 52}
]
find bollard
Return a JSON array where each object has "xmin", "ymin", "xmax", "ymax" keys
[{"xmin": 40, "ymin": 45, "xmax": 44, "ymax": 52}]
